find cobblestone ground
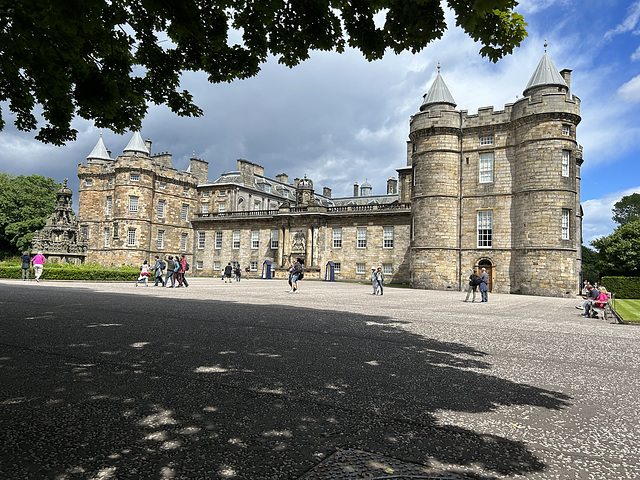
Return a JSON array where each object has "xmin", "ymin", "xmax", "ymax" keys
[{"xmin": 1, "ymin": 278, "xmax": 638, "ymax": 480}]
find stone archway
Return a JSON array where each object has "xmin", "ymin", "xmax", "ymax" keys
[{"xmin": 477, "ymin": 258, "xmax": 494, "ymax": 292}]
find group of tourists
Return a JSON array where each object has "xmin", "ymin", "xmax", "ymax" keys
[
  {"xmin": 463, "ymin": 267, "xmax": 490, "ymax": 303},
  {"xmin": 576, "ymin": 282, "xmax": 610, "ymax": 318},
  {"xmin": 371, "ymin": 266, "xmax": 385, "ymax": 295},
  {"xmin": 19, "ymin": 250, "xmax": 46, "ymax": 282},
  {"xmin": 222, "ymin": 263, "xmax": 243, "ymax": 283},
  {"xmin": 136, "ymin": 254, "xmax": 189, "ymax": 288}
]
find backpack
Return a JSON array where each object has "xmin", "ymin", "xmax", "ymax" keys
[
  {"xmin": 159, "ymin": 261, "xmax": 166, "ymax": 270},
  {"xmin": 298, "ymin": 271, "xmax": 304, "ymax": 280},
  {"xmin": 185, "ymin": 262, "xmax": 190, "ymax": 271},
  {"xmin": 470, "ymin": 275, "xmax": 482, "ymax": 286}
]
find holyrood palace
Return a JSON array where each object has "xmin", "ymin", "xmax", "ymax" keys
[{"xmin": 70, "ymin": 52, "xmax": 583, "ymax": 297}]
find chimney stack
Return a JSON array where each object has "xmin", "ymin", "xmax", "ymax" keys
[{"xmin": 353, "ymin": 182, "xmax": 359, "ymax": 197}]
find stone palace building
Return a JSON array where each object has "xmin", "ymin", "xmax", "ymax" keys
[{"xmin": 77, "ymin": 52, "xmax": 583, "ymax": 297}]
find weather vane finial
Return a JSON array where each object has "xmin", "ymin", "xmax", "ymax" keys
[{"xmin": 544, "ymin": 38, "xmax": 548, "ymax": 52}]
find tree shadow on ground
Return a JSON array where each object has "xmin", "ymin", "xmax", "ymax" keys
[{"xmin": 0, "ymin": 284, "xmax": 571, "ymax": 479}]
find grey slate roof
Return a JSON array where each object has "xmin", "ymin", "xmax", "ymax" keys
[
  {"xmin": 86, "ymin": 136, "xmax": 111, "ymax": 161},
  {"xmin": 420, "ymin": 72, "xmax": 456, "ymax": 110},
  {"xmin": 122, "ymin": 131, "xmax": 149, "ymax": 155},
  {"xmin": 524, "ymin": 53, "xmax": 568, "ymax": 96}
]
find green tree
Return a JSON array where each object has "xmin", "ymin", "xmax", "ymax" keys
[
  {"xmin": 612, "ymin": 192, "xmax": 640, "ymax": 226},
  {"xmin": 0, "ymin": 174, "xmax": 60, "ymax": 255},
  {"xmin": 591, "ymin": 219, "xmax": 640, "ymax": 277},
  {"xmin": 581, "ymin": 245, "xmax": 600, "ymax": 284},
  {"xmin": 0, "ymin": 0, "xmax": 527, "ymax": 145}
]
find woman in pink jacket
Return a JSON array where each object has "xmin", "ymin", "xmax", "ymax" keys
[{"xmin": 31, "ymin": 251, "xmax": 46, "ymax": 282}]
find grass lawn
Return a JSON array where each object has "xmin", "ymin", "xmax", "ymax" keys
[{"xmin": 614, "ymin": 299, "xmax": 640, "ymax": 323}]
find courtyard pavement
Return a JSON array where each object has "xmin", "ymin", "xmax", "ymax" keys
[{"xmin": 0, "ymin": 277, "xmax": 638, "ymax": 479}]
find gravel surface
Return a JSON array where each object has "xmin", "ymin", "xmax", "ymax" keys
[{"xmin": 1, "ymin": 278, "xmax": 638, "ymax": 479}]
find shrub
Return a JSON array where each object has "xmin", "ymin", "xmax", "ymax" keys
[
  {"xmin": 0, "ymin": 262, "xmax": 138, "ymax": 281},
  {"xmin": 600, "ymin": 276, "xmax": 640, "ymax": 299}
]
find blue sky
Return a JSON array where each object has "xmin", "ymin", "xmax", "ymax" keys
[{"xmin": 1, "ymin": 0, "xmax": 639, "ymax": 246}]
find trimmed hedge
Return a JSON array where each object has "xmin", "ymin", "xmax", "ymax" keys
[
  {"xmin": 601, "ymin": 276, "xmax": 640, "ymax": 299},
  {"xmin": 0, "ymin": 263, "xmax": 139, "ymax": 281}
]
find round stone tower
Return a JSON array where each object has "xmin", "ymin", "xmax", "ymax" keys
[
  {"xmin": 409, "ymin": 69, "xmax": 461, "ymax": 289},
  {"xmin": 510, "ymin": 52, "xmax": 581, "ymax": 296}
]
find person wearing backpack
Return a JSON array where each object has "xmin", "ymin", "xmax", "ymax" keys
[
  {"xmin": 374, "ymin": 266, "xmax": 385, "ymax": 295},
  {"xmin": 177, "ymin": 254, "xmax": 189, "ymax": 288},
  {"xmin": 153, "ymin": 255, "xmax": 165, "ymax": 287},
  {"xmin": 464, "ymin": 268, "xmax": 480, "ymax": 302},
  {"xmin": 288, "ymin": 258, "xmax": 303, "ymax": 293}
]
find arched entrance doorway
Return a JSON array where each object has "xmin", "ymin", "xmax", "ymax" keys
[{"xmin": 477, "ymin": 258, "xmax": 493, "ymax": 292}]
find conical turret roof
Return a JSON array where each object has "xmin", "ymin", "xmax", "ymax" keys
[
  {"xmin": 523, "ymin": 53, "xmax": 568, "ymax": 97},
  {"xmin": 86, "ymin": 135, "xmax": 112, "ymax": 161},
  {"xmin": 420, "ymin": 71, "xmax": 456, "ymax": 111},
  {"xmin": 123, "ymin": 131, "xmax": 149, "ymax": 155}
]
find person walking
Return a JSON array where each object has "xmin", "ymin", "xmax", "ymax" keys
[
  {"xmin": 31, "ymin": 251, "xmax": 46, "ymax": 283},
  {"xmin": 464, "ymin": 268, "xmax": 480, "ymax": 302},
  {"xmin": 289, "ymin": 258, "xmax": 303, "ymax": 293},
  {"xmin": 174, "ymin": 256, "xmax": 183, "ymax": 287},
  {"xmin": 374, "ymin": 266, "xmax": 384, "ymax": 295},
  {"xmin": 153, "ymin": 256, "xmax": 165, "ymax": 286},
  {"xmin": 479, "ymin": 267, "xmax": 489, "ymax": 303},
  {"xmin": 178, "ymin": 255, "xmax": 189, "ymax": 287},
  {"xmin": 20, "ymin": 251, "xmax": 31, "ymax": 281},
  {"xmin": 224, "ymin": 263, "xmax": 233, "ymax": 283},
  {"xmin": 371, "ymin": 267, "xmax": 378, "ymax": 295},
  {"xmin": 164, "ymin": 256, "xmax": 175, "ymax": 288},
  {"xmin": 136, "ymin": 260, "xmax": 151, "ymax": 287},
  {"xmin": 235, "ymin": 264, "xmax": 241, "ymax": 282}
]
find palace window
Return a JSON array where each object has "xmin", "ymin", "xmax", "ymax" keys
[
  {"xmin": 85, "ymin": 179, "xmax": 93, "ymax": 187},
  {"xmin": 214, "ymin": 261, "xmax": 221, "ymax": 271},
  {"xmin": 81, "ymin": 225, "xmax": 89, "ymax": 239},
  {"xmin": 356, "ymin": 263, "xmax": 366, "ymax": 274},
  {"xmin": 333, "ymin": 228, "xmax": 342, "ymax": 248},
  {"xmin": 183, "ymin": 186, "xmax": 189, "ymax": 194},
  {"xmin": 215, "ymin": 231, "xmax": 223, "ymax": 249},
  {"xmin": 218, "ymin": 204, "xmax": 226, "ymax": 213},
  {"xmin": 562, "ymin": 150, "xmax": 570, "ymax": 177},
  {"xmin": 129, "ymin": 196, "xmax": 138, "ymax": 213},
  {"xmin": 334, "ymin": 262, "xmax": 341, "ymax": 274},
  {"xmin": 250, "ymin": 261, "xmax": 258, "ymax": 271},
  {"xmin": 270, "ymin": 230, "xmax": 279, "ymax": 249},
  {"xmin": 383, "ymin": 227, "xmax": 394, "ymax": 249},
  {"xmin": 108, "ymin": 178, "xmax": 114, "ymax": 187},
  {"xmin": 201, "ymin": 203, "xmax": 209, "ymax": 214},
  {"xmin": 196, "ymin": 261, "xmax": 203, "ymax": 271},
  {"xmin": 157, "ymin": 230, "xmax": 165, "ymax": 249},
  {"xmin": 562, "ymin": 209, "xmax": 570, "ymax": 240},
  {"xmin": 251, "ymin": 230, "xmax": 259, "ymax": 249},
  {"xmin": 357, "ymin": 227, "xmax": 367, "ymax": 248},
  {"xmin": 203, "ymin": 190, "xmax": 210, "ymax": 197},
  {"xmin": 106, "ymin": 196, "xmax": 112, "ymax": 217},
  {"xmin": 130, "ymin": 173, "xmax": 140, "ymax": 182},
  {"xmin": 159, "ymin": 182, "xmax": 166, "ymax": 189},
  {"xmin": 181, "ymin": 204, "xmax": 189, "ymax": 221},
  {"xmin": 181, "ymin": 233, "xmax": 188, "ymax": 251},
  {"xmin": 562, "ymin": 125, "xmax": 571, "ymax": 136},
  {"xmin": 383, "ymin": 264, "xmax": 393, "ymax": 275},
  {"xmin": 477, "ymin": 210, "xmax": 493, "ymax": 248},
  {"xmin": 479, "ymin": 152, "xmax": 494, "ymax": 183},
  {"xmin": 104, "ymin": 228, "xmax": 110, "ymax": 247},
  {"xmin": 232, "ymin": 230, "xmax": 240, "ymax": 249},
  {"xmin": 157, "ymin": 199, "xmax": 166, "ymax": 219},
  {"xmin": 127, "ymin": 228, "xmax": 136, "ymax": 246},
  {"xmin": 198, "ymin": 231, "xmax": 205, "ymax": 249},
  {"xmin": 479, "ymin": 136, "xmax": 494, "ymax": 146}
]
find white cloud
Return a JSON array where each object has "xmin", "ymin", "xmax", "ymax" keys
[
  {"xmin": 582, "ymin": 186, "xmax": 640, "ymax": 244},
  {"xmin": 632, "ymin": 45, "xmax": 640, "ymax": 62},
  {"xmin": 618, "ymin": 74, "xmax": 640, "ymax": 101},
  {"xmin": 604, "ymin": 0, "xmax": 640, "ymax": 39}
]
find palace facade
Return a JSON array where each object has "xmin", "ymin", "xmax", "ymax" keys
[{"xmin": 77, "ymin": 52, "xmax": 583, "ymax": 297}]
